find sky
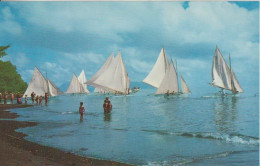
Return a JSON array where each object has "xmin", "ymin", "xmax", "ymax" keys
[{"xmin": 0, "ymin": 1, "xmax": 259, "ymax": 93}]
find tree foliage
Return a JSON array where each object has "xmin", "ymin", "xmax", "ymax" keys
[
  {"xmin": 0, "ymin": 45, "xmax": 28, "ymax": 94},
  {"xmin": 0, "ymin": 45, "xmax": 10, "ymax": 58}
]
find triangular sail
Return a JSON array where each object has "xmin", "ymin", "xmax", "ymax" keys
[
  {"xmin": 181, "ymin": 75, "xmax": 191, "ymax": 94},
  {"xmin": 231, "ymin": 69, "xmax": 243, "ymax": 93},
  {"xmin": 78, "ymin": 70, "xmax": 90, "ymax": 93},
  {"xmin": 91, "ymin": 51, "xmax": 130, "ymax": 94},
  {"xmin": 23, "ymin": 67, "xmax": 48, "ymax": 97},
  {"xmin": 66, "ymin": 74, "xmax": 84, "ymax": 94},
  {"xmin": 48, "ymin": 79, "xmax": 64, "ymax": 96},
  {"xmin": 211, "ymin": 47, "xmax": 232, "ymax": 90},
  {"xmin": 156, "ymin": 60, "xmax": 178, "ymax": 94},
  {"xmin": 87, "ymin": 53, "xmax": 114, "ymax": 84},
  {"xmin": 143, "ymin": 48, "xmax": 169, "ymax": 88}
]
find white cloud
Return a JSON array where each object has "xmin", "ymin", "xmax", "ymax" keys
[{"xmin": 3, "ymin": 2, "xmax": 258, "ymax": 85}]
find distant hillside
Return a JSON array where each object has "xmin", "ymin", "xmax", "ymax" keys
[{"xmin": 0, "ymin": 45, "xmax": 27, "ymax": 93}]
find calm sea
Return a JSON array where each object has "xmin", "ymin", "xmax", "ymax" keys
[{"xmin": 9, "ymin": 83, "xmax": 259, "ymax": 165}]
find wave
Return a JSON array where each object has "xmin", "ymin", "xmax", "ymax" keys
[
  {"xmin": 141, "ymin": 130, "xmax": 259, "ymax": 146},
  {"xmin": 178, "ymin": 132, "xmax": 259, "ymax": 146},
  {"xmin": 145, "ymin": 150, "xmax": 258, "ymax": 166}
]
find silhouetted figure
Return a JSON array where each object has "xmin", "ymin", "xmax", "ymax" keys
[
  {"xmin": 45, "ymin": 93, "xmax": 48, "ymax": 105},
  {"xmin": 79, "ymin": 102, "xmax": 85, "ymax": 121}
]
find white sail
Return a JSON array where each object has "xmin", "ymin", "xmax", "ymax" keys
[
  {"xmin": 143, "ymin": 48, "xmax": 169, "ymax": 88},
  {"xmin": 66, "ymin": 74, "xmax": 85, "ymax": 94},
  {"xmin": 48, "ymin": 79, "xmax": 63, "ymax": 96},
  {"xmin": 23, "ymin": 67, "xmax": 48, "ymax": 97},
  {"xmin": 156, "ymin": 60, "xmax": 178, "ymax": 94},
  {"xmin": 91, "ymin": 51, "xmax": 130, "ymax": 94},
  {"xmin": 211, "ymin": 47, "xmax": 232, "ymax": 90},
  {"xmin": 181, "ymin": 75, "xmax": 191, "ymax": 94},
  {"xmin": 78, "ymin": 70, "xmax": 90, "ymax": 93},
  {"xmin": 231, "ymin": 69, "xmax": 243, "ymax": 93},
  {"xmin": 87, "ymin": 53, "xmax": 114, "ymax": 85}
]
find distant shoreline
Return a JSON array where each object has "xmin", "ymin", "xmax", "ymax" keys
[{"xmin": 0, "ymin": 105, "xmax": 132, "ymax": 166}]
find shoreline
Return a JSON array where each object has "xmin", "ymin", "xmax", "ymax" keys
[{"xmin": 0, "ymin": 106, "xmax": 132, "ymax": 166}]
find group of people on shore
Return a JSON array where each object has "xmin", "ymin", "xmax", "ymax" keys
[
  {"xmin": 0, "ymin": 91, "xmax": 49, "ymax": 105},
  {"xmin": 0, "ymin": 92, "xmax": 23, "ymax": 104},
  {"xmin": 30, "ymin": 92, "xmax": 49, "ymax": 105},
  {"xmin": 78, "ymin": 97, "xmax": 112, "ymax": 120}
]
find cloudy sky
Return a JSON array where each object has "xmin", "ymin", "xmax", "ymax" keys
[{"xmin": 0, "ymin": 2, "xmax": 259, "ymax": 92}]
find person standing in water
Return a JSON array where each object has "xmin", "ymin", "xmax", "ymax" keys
[
  {"xmin": 39, "ymin": 96, "xmax": 43, "ymax": 106},
  {"xmin": 10, "ymin": 92, "xmax": 15, "ymax": 104},
  {"xmin": 4, "ymin": 91, "xmax": 8, "ymax": 104},
  {"xmin": 31, "ymin": 92, "xmax": 35, "ymax": 104},
  {"xmin": 45, "ymin": 93, "xmax": 48, "ymax": 105},
  {"xmin": 36, "ymin": 95, "xmax": 39, "ymax": 105},
  {"xmin": 25, "ymin": 95, "xmax": 28, "ymax": 104},
  {"xmin": 79, "ymin": 102, "xmax": 85, "ymax": 120},
  {"xmin": 103, "ymin": 99, "xmax": 108, "ymax": 113},
  {"xmin": 107, "ymin": 100, "xmax": 112, "ymax": 113}
]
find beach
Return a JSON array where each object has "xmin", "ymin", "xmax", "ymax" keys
[{"xmin": 0, "ymin": 105, "xmax": 131, "ymax": 166}]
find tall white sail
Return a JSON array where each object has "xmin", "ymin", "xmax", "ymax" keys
[
  {"xmin": 211, "ymin": 47, "xmax": 232, "ymax": 90},
  {"xmin": 156, "ymin": 60, "xmax": 178, "ymax": 94},
  {"xmin": 23, "ymin": 67, "xmax": 48, "ymax": 97},
  {"xmin": 78, "ymin": 70, "xmax": 90, "ymax": 93},
  {"xmin": 181, "ymin": 75, "xmax": 191, "ymax": 94},
  {"xmin": 143, "ymin": 48, "xmax": 169, "ymax": 88},
  {"xmin": 91, "ymin": 51, "xmax": 130, "ymax": 94},
  {"xmin": 66, "ymin": 74, "xmax": 84, "ymax": 94},
  {"xmin": 87, "ymin": 53, "xmax": 114, "ymax": 84},
  {"xmin": 48, "ymin": 79, "xmax": 63, "ymax": 96},
  {"xmin": 231, "ymin": 69, "xmax": 243, "ymax": 93}
]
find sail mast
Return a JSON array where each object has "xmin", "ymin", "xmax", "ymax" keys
[
  {"xmin": 229, "ymin": 54, "xmax": 235, "ymax": 93},
  {"xmin": 46, "ymin": 72, "xmax": 49, "ymax": 94},
  {"xmin": 175, "ymin": 59, "xmax": 179, "ymax": 93}
]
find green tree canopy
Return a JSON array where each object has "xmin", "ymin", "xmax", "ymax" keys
[
  {"xmin": 0, "ymin": 45, "xmax": 27, "ymax": 94},
  {"xmin": 0, "ymin": 45, "xmax": 10, "ymax": 58}
]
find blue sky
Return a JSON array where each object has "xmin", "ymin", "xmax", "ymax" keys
[{"xmin": 0, "ymin": 2, "xmax": 259, "ymax": 92}]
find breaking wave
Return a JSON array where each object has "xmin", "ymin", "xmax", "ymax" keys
[{"xmin": 141, "ymin": 129, "xmax": 259, "ymax": 146}]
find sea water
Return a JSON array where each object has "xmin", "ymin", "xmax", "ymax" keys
[{"xmin": 10, "ymin": 83, "xmax": 259, "ymax": 165}]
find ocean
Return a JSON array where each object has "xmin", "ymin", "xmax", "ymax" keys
[{"xmin": 9, "ymin": 83, "xmax": 259, "ymax": 165}]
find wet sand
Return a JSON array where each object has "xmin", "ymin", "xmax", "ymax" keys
[{"xmin": 0, "ymin": 106, "xmax": 132, "ymax": 166}]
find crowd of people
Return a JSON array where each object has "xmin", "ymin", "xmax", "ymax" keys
[
  {"xmin": 0, "ymin": 92, "xmax": 23, "ymax": 105},
  {"xmin": 0, "ymin": 91, "xmax": 49, "ymax": 105},
  {"xmin": 30, "ymin": 92, "xmax": 49, "ymax": 105}
]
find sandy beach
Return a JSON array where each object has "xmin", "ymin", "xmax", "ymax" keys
[{"xmin": 0, "ymin": 105, "xmax": 132, "ymax": 166}]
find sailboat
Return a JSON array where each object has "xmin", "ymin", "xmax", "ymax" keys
[
  {"xmin": 78, "ymin": 70, "xmax": 90, "ymax": 93},
  {"xmin": 87, "ymin": 51, "xmax": 130, "ymax": 95},
  {"xmin": 66, "ymin": 70, "xmax": 89, "ymax": 94},
  {"xmin": 211, "ymin": 47, "xmax": 243, "ymax": 94},
  {"xmin": 23, "ymin": 67, "xmax": 63, "ymax": 97},
  {"xmin": 87, "ymin": 52, "xmax": 114, "ymax": 93},
  {"xmin": 143, "ymin": 48, "xmax": 191, "ymax": 95}
]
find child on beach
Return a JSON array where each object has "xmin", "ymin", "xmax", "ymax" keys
[{"xmin": 79, "ymin": 102, "xmax": 85, "ymax": 120}]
